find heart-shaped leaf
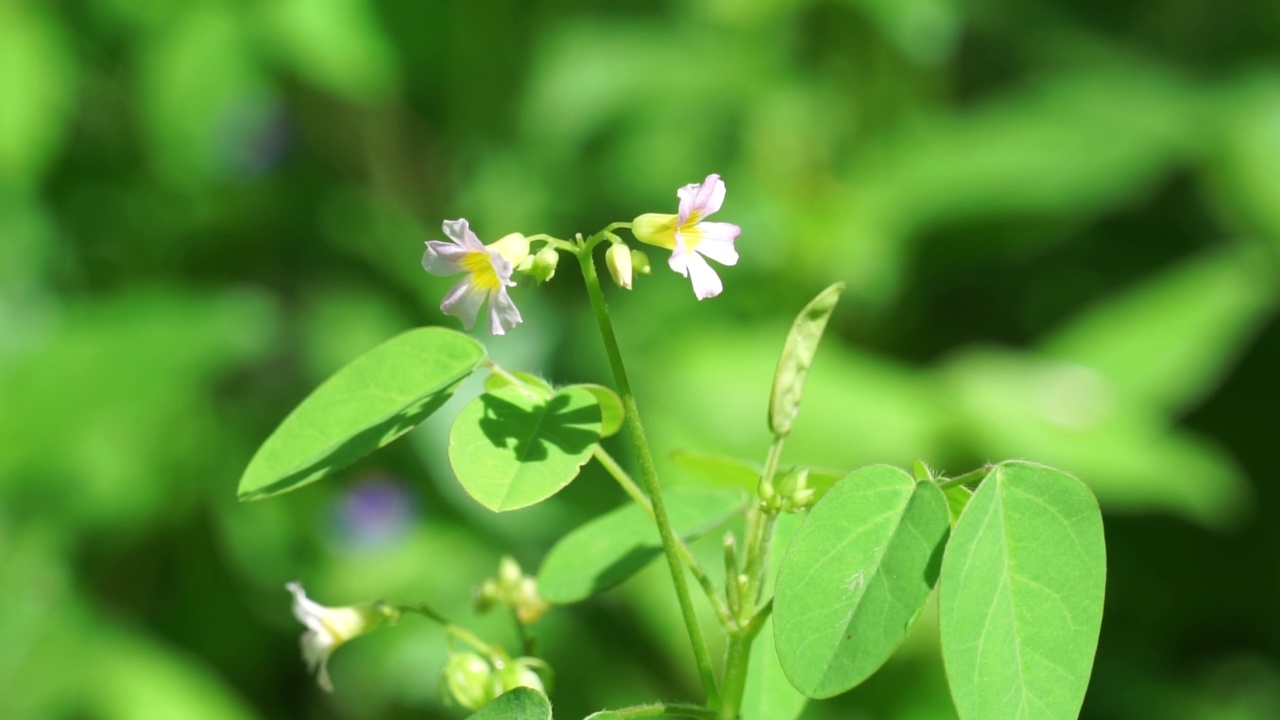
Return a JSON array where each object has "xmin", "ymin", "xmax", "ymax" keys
[
  {"xmin": 774, "ymin": 465, "xmax": 950, "ymax": 698},
  {"xmin": 538, "ymin": 488, "xmax": 745, "ymax": 603},
  {"xmin": 450, "ymin": 386, "xmax": 602, "ymax": 511},
  {"xmin": 939, "ymin": 461, "xmax": 1106, "ymax": 720},
  {"xmin": 239, "ymin": 327, "xmax": 485, "ymax": 501}
]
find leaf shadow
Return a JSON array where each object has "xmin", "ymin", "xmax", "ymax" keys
[
  {"xmin": 478, "ymin": 391, "xmax": 601, "ymax": 462},
  {"xmin": 240, "ymin": 387, "xmax": 455, "ymax": 501}
]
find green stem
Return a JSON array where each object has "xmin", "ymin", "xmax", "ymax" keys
[
  {"xmin": 936, "ymin": 464, "xmax": 993, "ymax": 490},
  {"xmin": 577, "ymin": 244, "xmax": 721, "ymax": 708},
  {"xmin": 594, "ymin": 446, "xmax": 734, "ymax": 628},
  {"xmin": 716, "ymin": 604, "xmax": 770, "ymax": 720}
]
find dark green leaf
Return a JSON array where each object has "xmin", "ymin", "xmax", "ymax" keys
[
  {"xmin": 538, "ymin": 489, "xmax": 745, "ymax": 603},
  {"xmin": 239, "ymin": 327, "xmax": 485, "ymax": 501},
  {"xmin": 769, "ymin": 282, "xmax": 844, "ymax": 437},
  {"xmin": 774, "ymin": 465, "xmax": 950, "ymax": 698},
  {"xmin": 450, "ymin": 386, "xmax": 602, "ymax": 511},
  {"xmin": 940, "ymin": 462, "xmax": 1106, "ymax": 720}
]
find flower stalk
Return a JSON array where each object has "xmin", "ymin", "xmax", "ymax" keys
[{"xmin": 575, "ymin": 240, "xmax": 722, "ymax": 708}]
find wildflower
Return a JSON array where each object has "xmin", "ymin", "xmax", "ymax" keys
[
  {"xmin": 422, "ymin": 219, "xmax": 527, "ymax": 335},
  {"xmin": 632, "ymin": 173, "xmax": 741, "ymax": 300},
  {"xmin": 286, "ymin": 582, "xmax": 400, "ymax": 692}
]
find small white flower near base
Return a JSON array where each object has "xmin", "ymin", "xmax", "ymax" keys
[{"xmin": 287, "ymin": 582, "xmax": 400, "ymax": 692}]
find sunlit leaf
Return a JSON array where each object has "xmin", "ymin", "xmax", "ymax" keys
[
  {"xmin": 259, "ymin": 0, "xmax": 398, "ymax": 104},
  {"xmin": 449, "ymin": 386, "xmax": 602, "ymax": 511},
  {"xmin": 1042, "ymin": 247, "xmax": 1276, "ymax": 415},
  {"xmin": 669, "ymin": 449, "xmax": 845, "ymax": 499},
  {"xmin": 0, "ymin": 4, "xmax": 74, "ymax": 189},
  {"xmin": 239, "ymin": 327, "xmax": 485, "ymax": 500},
  {"xmin": 574, "ymin": 384, "xmax": 625, "ymax": 438},
  {"xmin": 942, "ymin": 349, "xmax": 1249, "ymax": 527},
  {"xmin": 774, "ymin": 465, "xmax": 950, "ymax": 698},
  {"xmin": 538, "ymin": 488, "xmax": 744, "ymax": 603},
  {"xmin": 770, "ymin": 282, "xmax": 844, "ymax": 437},
  {"xmin": 940, "ymin": 462, "xmax": 1106, "ymax": 720}
]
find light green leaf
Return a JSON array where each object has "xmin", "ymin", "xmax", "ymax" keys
[
  {"xmin": 669, "ymin": 449, "xmax": 845, "ymax": 500},
  {"xmin": 945, "ymin": 485, "xmax": 973, "ymax": 525},
  {"xmin": 941, "ymin": 348, "xmax": 1249, "ymax": 527},
  {"xmin": 239, "ymin": 327, "xmax": 485, "ymax": 501},
  {"xmin": 939, "ymin": 462, "xmax": 1106, "ymax": 720},
  {"xmin": 583, "ymin": 713, "xmax": 623, "ymax": 720},
  {"xmin": 770, "ymin": 282, "xmax": 845, "ymax": 437},
  {"xmin": 774, "ymin": 465, "xmax": 950, "ymax": 698},
  {"xmin": 259, "ymin": 0, "xmax": 398, "ymax": 105},
  {"xmin": 574, "ymin": 384, "xmax": 625, "ymax": 438},
  {"xmin": 0, "ymin": 4, "xmax": 75, "ymax": 189},
  {"xmin": 538, "ymin": 489, "xmax": 745, "ymax": 604},
  {"xmin": 742, "ymin": 616, "xmax": 807, "ymax": 720},
  {"xmin": 450, "ymin": 386, "xmax": 602, "ymax": 511},
  {"xmin": 465, "ymin": 687, "xmax": 551, "ymax": 720},
  {"xmin": 1041, "ymin": 247, "xmax": 1276, "ymax": 415},
  {"xmin": 485, "ymin": 371, "xmax": 555, "ymax": 398}
]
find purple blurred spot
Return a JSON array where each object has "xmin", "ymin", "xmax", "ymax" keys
[{"xmin": 335, "ymin": 475, "xmax": 417, "ymax": 550}]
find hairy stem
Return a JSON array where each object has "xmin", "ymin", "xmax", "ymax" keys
[{"xmin": 576, "ymin": 243, "xmax": 721, "ymax": 708}]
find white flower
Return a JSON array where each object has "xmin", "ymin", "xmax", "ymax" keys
[
  {"xmin": 632, "ymin": 173, "xmax": 741, "ymax": 300},
  {"xmin": 286, "ymin": 582, "xmax": 399, "ymax": 692},
  {"xmin": 422, "ymin": 219, "xmax": 527, "ymax": 335}
]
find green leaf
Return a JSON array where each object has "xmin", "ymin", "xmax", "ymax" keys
[
  {"xmin": 769, "ymin": 282, "xmax": 844, "ymax": 437},
  {"xmin": 239, "ymin": 327, "xmax": 485, "ymax": 501},
  {"xmin": 464, "ymin": 687, "xmax": 551, "ymax": 720},
  {"xmin": 0, "ymin": 4, "xmax": 75, "ymax": 189},
  {"xmin": 574, "ymin": 384, "xmax": 625, "ymax": 438},
  {"xmin": 669, "ymin": 449, "xmax": 845, "ymax": 500},
  {"xmin": 939, "ymin": 462, "xmax": 1106, "ymax": 720},
  {"xmin": 1041, "ymin": 247, "xmax": 1276, "ymax": 415},
  {"xmin": 538, "ymin": 489, "xmax": 745, "ymax": 603},
  {"xmin": 945, "ymin": 485, "xmax": 973, "ymax": 525},
  {"xmin": 450, "ymin": 386, "xmax": 602, "ymax": 511},
  {"xmin": 743, "ymin": 616, "xmax": 807, "ymax": 720},
  {"xmin": 774, "ymin": 465, "xmax": 950, "ymax": 698},
  {"xmin": 485, "ymin": 371, "xmax": 555, "ymax": 398},
  {"xmin": 259, "ymin": 0, "xmax": 398, "ymax": 105}
]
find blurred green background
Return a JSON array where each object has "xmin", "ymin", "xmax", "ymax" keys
[{"xmin": 2, "ymin": 0, "xmax": 1279, "ymax": 718}]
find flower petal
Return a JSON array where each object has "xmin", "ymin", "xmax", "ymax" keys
[
  {"xmin": 422, "ymin": 241, "xmax": 470, "ymax": 276},
  {"xmin": 684, "ymin": 249, "xmax": 724, "ymax": 300},
  {"xmin": 440, "ymin": 277, "xmax": 488, "ymax": 330},
  {"xmin": 678, "ymin": 174, "xmax": 725, "ymax": 223},
  {"xmin": 691, "ymin": 223, "xmax": 740, "ymax": 266},
  {"xmin": 487, "ymin": 287, "xmax": 523, "ymax": 336},
  {"xmin": 485, "ymin": 248, "xmax": 516, "ymax": 286},
  {"xmin": 442, "ymin": 218, "xmax": 485, "ymax": 251},
  {"xmin": 667, "ymin": 238, "xmax": 691, "ymax": 277}
]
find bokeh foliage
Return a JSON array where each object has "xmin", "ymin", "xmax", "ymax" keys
[{"xmin": 1, "ymin": 0, "xmax": 1278, "ymax": 718}]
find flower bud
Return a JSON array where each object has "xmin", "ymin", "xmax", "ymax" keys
[
  {"xmin": 444, "ymin": 652, "xmax": 499, "ymax": 711},
  {"xmin": 630, "ymin": 249, "xmax": 651, "ymax": 275},
  {"xmin": 529, "ymin": 247, "xmax": 559, "ymax": 283},
  {"xmin": 489, "ymin": 233, "xmax": 530, "ymax": 270},
  {"xmin": 498, "ymin": 555, "xmax": 524, "ymax": 591},
  {"xmin": 605, "ymin": 243, "xmax": 634, "ymax": 290},
  {"xmin": 513, "ymin": 576, "xmax": 549, "ymax": 624},
  {"xmin": 496, "ymin": 656, "xmax": 548, "ymax": 695},
  {"xmin": 474, "ymin": 579, "xmax": 500, "ymax": 613}
]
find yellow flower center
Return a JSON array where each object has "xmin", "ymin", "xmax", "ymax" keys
[{"xmin": 461, "ymin": 251, "xmax": 503, "ymax": 291}]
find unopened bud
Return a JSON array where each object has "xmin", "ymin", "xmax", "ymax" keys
[
  {"xmin": 529, "ymin": 247, "xmax": 559, "ymax": 283},
  {"xmin": 496, "ymin": 656, "xmax": 549, "ymax": 695},
  {"xmin": 605, "ymin": 244, "xmax": 634, "ymax": 290},
  {"xmin": 444, "ymin": 652, "xmax": 498, "ymax": 711},
  {"xmin": 630, "ymin": 249, "xmax": 651, "ymax": 275}
]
